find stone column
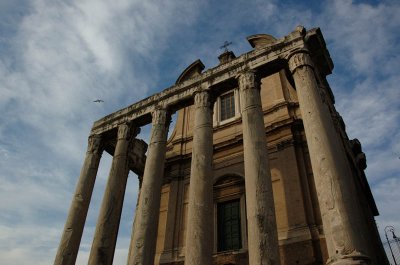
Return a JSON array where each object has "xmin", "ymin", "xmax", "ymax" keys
[
  {"xmin": 184, "ymin": 90, "xmax": 214, "ymax": 265},
  {"xmin": 88, "ymin": 124, "xmax": 136, "ymax": 265},
  {"xmin": 127, "ymin": 108, "xmax": 170, "ymax": 265},
  {"xmin": 288, "ymin": 51, "xmax": 370, "ymax": 265},
  {"xmin": 238, "ymin": 70, "xmax": 280, "ymax": 265},
  {"xmin": 54, "ymin": 135, "xmax": 103, "ymax": 265}
]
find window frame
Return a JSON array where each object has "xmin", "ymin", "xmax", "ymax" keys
[
  {"xmin": 213, "ymin": 88, "xmax": 241, "ymax": 126},
  {"xmin": 219, "ymin": 92, "xmax": 236, "ymax": 121}
]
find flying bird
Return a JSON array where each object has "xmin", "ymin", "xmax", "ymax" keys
[{"xmin": 93, "ymin": 99, "xmax": 104, "ymax": 103}]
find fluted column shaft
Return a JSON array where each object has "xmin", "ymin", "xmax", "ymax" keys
[
  {"xmin": 127, "ymin": 108, "xmax": 170, "ymax": 265},
  {"xmin": 54, "ymin": 135, "xmax": 103, "ymax": 265},
  {"xmin": 288, "ymin": 51, "xmax": 370, "ymax": 264},
  {"xmin": 88, "ymin": 124, "xmax": 135, "ymax": 265},
  {"xmin": 238, "ymin": 70, "xmax": 280, "ymax": 265},
  {"xmin": 184, "ymin": 90, "xmax": 214, "ymax": 265}
]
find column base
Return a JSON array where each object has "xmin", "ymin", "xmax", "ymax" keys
[{"xmin": 327, "ymin": 251, "xmax": 370, "ymax": 265}]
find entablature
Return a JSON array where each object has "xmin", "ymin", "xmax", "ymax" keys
[{"xmin": 90, "ymin": 26, "xmax": 331, "ymax": 136}]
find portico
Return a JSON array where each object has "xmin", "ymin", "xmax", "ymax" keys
[{"xmin": 55, "ymin": 26, "xmax": 384, "ymax": 265}]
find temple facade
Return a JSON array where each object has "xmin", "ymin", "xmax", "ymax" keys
[{"xmin": 54, "ymin": 26, "xmax": 387, "ymax": 265}]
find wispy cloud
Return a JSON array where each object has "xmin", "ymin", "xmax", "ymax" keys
[{"xmin": 0, "ymin": 0, "xmax": 202, "ymax": 264}]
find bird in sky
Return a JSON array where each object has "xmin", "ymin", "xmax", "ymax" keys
[{"xmin": 93, "ymin": 99, "xmax": 104, "ymax": 103}]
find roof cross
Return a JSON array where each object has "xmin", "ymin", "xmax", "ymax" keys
[{"xmin": 220, "ymin": 41, "xmax": 233, "ymax": 52}]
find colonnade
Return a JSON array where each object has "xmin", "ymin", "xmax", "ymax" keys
[{"xmin": 54, "ymin": 50, "xmax": 370, "ymax": 265}]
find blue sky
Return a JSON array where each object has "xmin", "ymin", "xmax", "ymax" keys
[{"xmin": 0, "ymin": 0, "xmax": 399, "ymax": 264}]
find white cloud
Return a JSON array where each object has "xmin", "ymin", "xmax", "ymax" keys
[
  {"xmin": 320, "ymin": 0, "xmax": 400, "ymax": 75},
  {"xmin": 0, "ymin": 224, "xmax": 60, "ymax": 265}
]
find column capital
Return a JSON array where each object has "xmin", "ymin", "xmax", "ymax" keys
[
  {"xmin": 87, "ymin": 134, "xmax": 103, "ymax": 154},
  {"xmin": 117, "ymin": 123, "xmax": 140, "ymax": 140},
  {"xmin": 237, "ymin": 70, "xmax": 258, "ymax": 91},
  {"xmin": 288, "ymin": 50, "xmax": 314, "ymax": 74},
  {"xmin": 194, "ymin": 89, "xmax": 212, "ymax": 109},
  {"xmin": 151, "ymin": 107, "xmax": 171, "ymax": 126}
]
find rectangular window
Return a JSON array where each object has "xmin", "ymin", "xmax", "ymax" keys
[
  {"xmin": 217, "ymin": 199, "xmax": 242, "ymax": 251},
  {"xmin": 220, "ymin": 92, "xmax": 235, "ymax": 121}
]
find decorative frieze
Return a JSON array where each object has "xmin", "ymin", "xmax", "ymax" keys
[{"xmin": 89, "ymin": 27, "xmax": 309, "ymax": 135}]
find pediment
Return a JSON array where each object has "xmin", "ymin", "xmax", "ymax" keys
[
  {"xmin": 175, "ymin": 59, "xmax": 205, "ymax": 84},
  {"xmin": 247, "ymin": 34, "xmax": 277, "ymax": 49}
]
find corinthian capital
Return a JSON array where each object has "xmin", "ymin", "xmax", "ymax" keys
[
  {"xmin": 237, "ymin": 70, "xmax": 257, "ymax": 91},
  {"xmin": 117, "ymin": 123, "xmax": 131, "ymax": 140},
  {"xmin": 116, "ymin": 124, "xmax": 140, "ymax": 140},
  {"xmin": 288, "ymin": 51, "xmax": 314, "ymax": 73},
  {"xmin": 152, "ymin": 108, "xmax": 169, "ymax": 126},
  {"xmin": 194, "ymin": 90, "xmax": 211, "ymax": 108},
  {"xmin": 87, "ymin": 134, "xmax": 102, "ymax": 154}
]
